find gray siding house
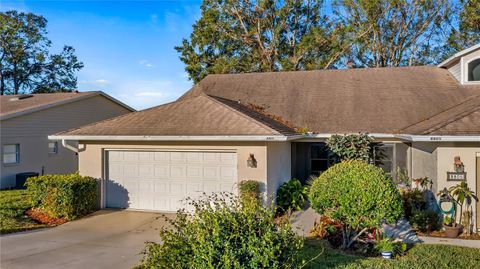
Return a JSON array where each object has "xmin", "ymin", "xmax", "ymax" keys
[{"xmin": 1, "ymin": 91, "xmax": 134, "ymax": 188}]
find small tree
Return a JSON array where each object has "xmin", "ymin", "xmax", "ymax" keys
[
  {"xmin": 309, "ymin": 160, "xmax": 403, "ymax": 249},
  {"xmin": 449, "ymin": 182, "xmax": 478, "ymax": 234},
  {"xmin": 326, "ymin": 133, "xmax": 374, "ymax": 161}
]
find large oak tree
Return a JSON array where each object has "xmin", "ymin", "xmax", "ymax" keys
[
  {"xmin": 0, "ymin": 11, "xmax": 83, "ymax": 95},
  {"xmin": 176, "ymin": 0, "xmax": 347, "ymax": 83}
]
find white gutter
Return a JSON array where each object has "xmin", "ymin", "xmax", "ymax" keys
[
  {"xmin": 301, "ymin": 133, "xmax": 398, "ymax": 139},
  {"xmin": 49, "ymin": 135, "xmax": 290, "ymax": 142},
  {"xmin": 402, "ymin": 135, "xmax": 480, "ymax": 142},
  {"xmin": 49, "ymin": 133, "xmax": 480, "ymax": 144},
  {"xmin": 62, "ymin": 139, "xmax": 79, "ymax": 153}
]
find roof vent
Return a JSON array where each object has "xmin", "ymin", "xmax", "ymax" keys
[{"xmin": 9, "ymin": 94, "xmax": 34, "ymax": 101}]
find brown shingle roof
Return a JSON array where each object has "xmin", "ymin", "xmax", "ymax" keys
[
  {"xmin": 400, "ymin": 94, "xmax": 480, "ymax": 135},
  {"xmin": 0, "ymin": 92, "xmax": 134, "ymax": 120},
  {"xmin": 182, "ymin": 66, "xmax": 480, "ymax": 135},
  {"xmin": 56, "ymin": 66, "xmax": 480, "ymax": 137},
  {"xmin": 57, "ymin": 94, "xmax": 293, "ymax": 136}
]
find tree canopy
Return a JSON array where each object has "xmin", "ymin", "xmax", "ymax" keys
[
  {"xmin": 178, "ymin": 0, "xmax": 474, "ymax": 82},
  {"xmin": 0, "ymin": 10, "xmax": 83, "ymax": 95},
  {"xmin": 176, "ymin": 0, "xmax": 347, "ymax": 83}
]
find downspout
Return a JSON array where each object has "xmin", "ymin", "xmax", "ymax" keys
[{"xmin": 62, "ymin": 139, "xmax": 79, "ymax": 153}]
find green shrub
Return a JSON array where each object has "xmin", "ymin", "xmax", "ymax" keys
[
  {"xmin": 326, "ymin": 133, "xmax": 374, "ymax": 161},
  {"xmin": 410, "ymin": 210, "xmax": 441, "ymax": 233},
  {"xmin": 276, "ymin": 179, "xmax": 308, "ymax": 211},
  {"xmin": 141, "ymin": 193, "xmax": 304, "ymax": 269},
  {"xmin": 25, "ymin": 173, "xmax": 97, "ymax": 220},
  {"xmin": 238, "ymin": 180, "xmax": 260, "ymax": 201},
  {"xmin": 309, "ymin": 160, "xmax": 403, "ymax": 249},
  {"xmin": 401, "ymin": 189, "xmax": 427, "ymax": 220}
]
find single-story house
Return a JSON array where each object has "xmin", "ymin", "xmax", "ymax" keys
[
  {"xmin": 50, "ymin": 44, "xmax": 480, "ymax": 230},
  {"xmin": 1, "ymin": 91, "xmax": 134, "ymax": 188}
]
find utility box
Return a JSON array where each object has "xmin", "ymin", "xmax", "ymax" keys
[{"xmin": 15, "ymin": 172, "xmax": 39, "ymax": 189}]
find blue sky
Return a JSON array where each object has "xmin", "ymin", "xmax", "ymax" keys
[{"xmin": 0, "ymin": 0, "xmax": 202, "ymax": 110}]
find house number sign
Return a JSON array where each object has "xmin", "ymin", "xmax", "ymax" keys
[{"xmin": 446, "ymin": 156, "xmax": 467, "ymax": 181}]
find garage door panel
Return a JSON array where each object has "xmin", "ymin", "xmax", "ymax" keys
[
  {"xmin": 154, "ymin": 165, "xmax": 169, "ymax": 177},
  {"xmin": 106, "ymin": 151, "xmax": 237, "ymax": 212},
  {"xmin": 138, "ymin": 165, "xmax": 154, "ymax": 177},
  {"xmin": 170, "ymin": 152, "xmax": 186, "ymax": 162},
  {"xmin": 187, "ymin": 152, "xmax": 202, "ymax": 162},
  {"xmin": 170, "ymin": 181, "xmax": 185, "ymax": 194},
  {"xmin": 186, "ymin": 166, "xmax": 202, "ymax": 178},
  {"xmin": 124, "ymin": 152, "xmax": 139, "ymax": 161},
  {"xmin": 124, "ymin": 165, "xmax": 138, "ymax": 177},
  {"xmin": 154, "ymin": 182, "xmax": 168, "ymax": 193},
  {"xmin": 203, "ymin": 167, "xmax": 220, "ymax": 179},
  {"xmin": 170, "ymin": 165, "xmax": 186, "ymax": 178}
]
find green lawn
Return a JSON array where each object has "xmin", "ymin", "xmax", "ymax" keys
[
  {"xmin": 0, "ymin": 189, "xmax": 45, "ymax": 234},
  {"xmin": 300, "ymin": 239, "xmax": 480, "ymax": 269}
]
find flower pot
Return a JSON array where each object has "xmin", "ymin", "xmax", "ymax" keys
[
  {"xmin": 381, "ymin": 251, "xmax": 392, "ymax": 259},
  {"xmin": 444, "ymin": 224, "xmax": 463, "ymax": 238}
]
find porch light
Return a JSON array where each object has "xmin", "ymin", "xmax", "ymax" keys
[{"xmin": 247, "ymin": 154, "xmax": 257, "ymax": 168}]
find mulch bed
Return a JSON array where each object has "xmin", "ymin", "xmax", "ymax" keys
[
  {"xmin": 25, "ymin": 208, "xmax": 67, "ymax": 226},
  {"xmin": 416, "ymin": 230, "xmax": 480, "ymax": 240}
]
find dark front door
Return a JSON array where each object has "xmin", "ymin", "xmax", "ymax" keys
[{"xmin": 291, "ymin": 142, "xmax": 337, "ymax": 183}]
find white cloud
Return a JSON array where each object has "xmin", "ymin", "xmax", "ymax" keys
[
  {"xmin": 112, "ymin": 79, "xmax": 189, "ymax": 110},
  {"xmin": 94, "ymin": 79, "xmax": 110, "ymax": 85},
  {"xmin": 138, "ymin": 59, "xmax": 154, "ymax": 68}
]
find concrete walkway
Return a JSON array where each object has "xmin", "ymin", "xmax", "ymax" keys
[
  {"xmin": 419, "ymin": 236, "xmax": 480, "ymax": 248},
  {"xmin": 0, "ymin": 210, "xmax": 171, "ymax": 269}
]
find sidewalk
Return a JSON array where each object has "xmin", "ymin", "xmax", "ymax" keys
[{"xmin": 418, "ymin": 236, "xmax": 480, "ymax": 248}]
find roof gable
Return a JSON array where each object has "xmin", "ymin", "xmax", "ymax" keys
[
  {"xmin": 57, "ymin": 94, "xmax": 294, "ymax": 137},
  {"xmin": 0, "ymin": 92, "xmax": 134, "ymax": 120}
]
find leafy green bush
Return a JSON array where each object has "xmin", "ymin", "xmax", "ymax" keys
[
  {"xmin": 276, "ymin": 179, "xmax": 308, "ymax": 211},
  {"xmin": 141, "ymin": 193, "xmax": 304, "ymax": 269},
  {"xmin": 309, "ymin": 160, "xmax": 403, "ymax": 249},
  {"xmin": 401, "ymin": 189, "xmax": 427, "ymax": 220},
  {"xmin": 326, "ymin": 133, "xmax": 374, "ymax": 161},
  {"xmin": 410, "ymin": 210, "xmax": 441, "ymax": 233},
  {"xmin": 238, "ymin": 180, "xmax": 260, "ymax": 201},
  {"xmin": 25, "ymin": 173, "xmax": 97, "ymax": 220}
]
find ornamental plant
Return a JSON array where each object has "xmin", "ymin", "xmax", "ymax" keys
[
  {"xmin": 141, "ymin": 193, "xmax": 304, "ymax": 269},
  {"xmin": 326, "ymin": 133, "xmax": 374, "ymax": 161},
  {"xmin": 309, "ymin": 160, "xmax": 403, "ymax": 249},
  {"xmin": 276, "ymin": 178, "xmax": 308, "ymax": 212},
  {"xmin": 238, "ymin": 180, "xmax": 261, "ymax": 202},
  {"xmin": 25, "ymin": 173, "xmax": 97, "ymax": 220}
]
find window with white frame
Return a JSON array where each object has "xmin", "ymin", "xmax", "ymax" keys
[
  {"xmin": 468, "ymin": 58, "xmax": 480, "ymax": 82},
  {"xmin": 48, "ymin": 142, "xmax": 58, "ymax": 154},
  {"xmin": 3, "ymin": 144, "xmax": 20, "ymax": 164}
]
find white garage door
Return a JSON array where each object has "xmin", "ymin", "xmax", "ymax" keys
[{"xmin": 106, "ymin": 150, "xmax": 238, "ymax": 212}]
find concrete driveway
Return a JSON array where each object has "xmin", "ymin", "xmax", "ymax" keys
[{"xmin": 1, "ymin": 210, "xmax": 171, "ymax": 269}]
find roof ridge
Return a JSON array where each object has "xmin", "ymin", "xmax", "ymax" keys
[
  {"xmin": 202, "ymin": 94, "xmax": 284, "ymax": 135},
  {"xmin": 398, "ymin": 94, "xmax": 480, "ymax": 134},
  {"xmin": 203, "ymin": 65, "xmax": 439, "ymax": 78}
]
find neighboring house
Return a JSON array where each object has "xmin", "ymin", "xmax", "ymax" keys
[
  {"xmin": 50, "ymin": 44, "xmax": 480, "ymax": 230},
  {"xmin": 1, "ymin": 92, "xmax": 134, "ymax": 188}
]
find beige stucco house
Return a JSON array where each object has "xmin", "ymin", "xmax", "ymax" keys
[
  {"xmin": 50, "ymin": 44, "xmax": 480, "ymax": 230},
  {"xmin": 1, "ymin": 91, "xmax": 134, "ymax": 188}
]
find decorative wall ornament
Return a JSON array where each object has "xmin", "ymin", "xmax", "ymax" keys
[{"xmin": 447, "ymin": 156, "xmax": 467, "ymax": 181}]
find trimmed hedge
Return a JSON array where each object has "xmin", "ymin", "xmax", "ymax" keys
[{"xmin": 25, "ymin": 173, "xmax": 97, "ymax": 220}]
